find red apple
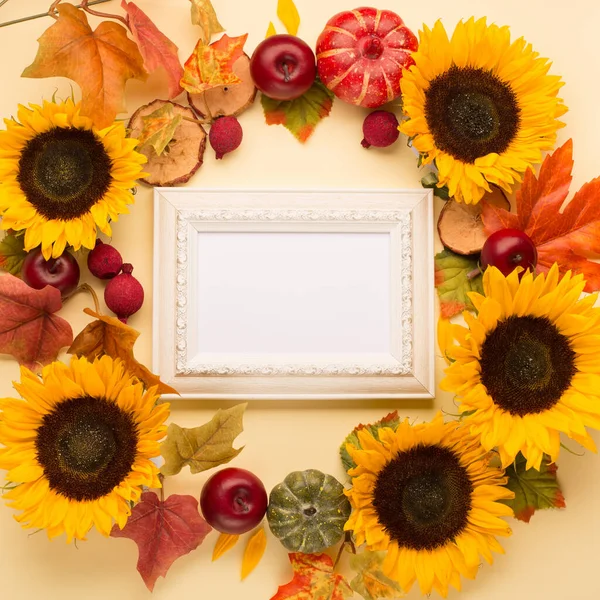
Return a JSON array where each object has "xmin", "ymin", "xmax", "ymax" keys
[
  {"xmin": 21, "ymin": 248, "xmax": 80, "ymax": 298},
  {"xmin": 316, "ymin": 7, "xmax": 417, "ymax": 107},
  {"xmin": 250, "ymin": 34, "xmax": 316, "ymax": 101},
  {"xmin": 200, "ymin": 467, "xmax": 268, "ymax": 534},
  {"xmin": 481, "ymin": 229, "xmax": 538, "ymax": 277}
]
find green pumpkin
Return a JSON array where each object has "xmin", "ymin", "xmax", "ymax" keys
[{"xmin": 267, "ymin": 469, "xmax": 351, "ymax": 553}]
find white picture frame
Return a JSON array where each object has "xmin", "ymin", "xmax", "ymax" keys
[{"xmin": 153, "ymin": 189, "xmax": 434, "ymax": 400}]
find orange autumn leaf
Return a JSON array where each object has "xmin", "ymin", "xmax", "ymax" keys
[
  {"xmin": 241, "ymin": 527, "xmax": 267, "ymax": 580},
  {"xmin": 22, "ymin": 3, "xmax": 147, "ymax": 128},
  {"xmin": 68, "ymin": 308, "xmax": 177, "ymax": 395},
  {"xmin": 212, "ymin": 532, "xmax": 239, "ymax": 561},
  {"xmin": 270, "ymin": 553, "xmax": 353, "ymax": 600},
  {"xmin": 181, "ymin": 33, "xmax": 247, "ymax": 95},
  {"xmin": 482, "ymin": 139, "xmax": 600, "ymax": 291},
  {"xmin": 122, "ymin": 0, "xmax": 183, "ymax": 99}
]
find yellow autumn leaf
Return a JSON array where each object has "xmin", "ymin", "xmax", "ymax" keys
[
  {"xmin": 137, "ymin": 103, "xmax": 183, "ymax": 156},
  {"xmin": 277, "ymin": 0, "xmax": 300, "ymax": 36},
  {"xmin": 212, "ymin": 532, "xmax": 239, "ymax": 561},
  {"xmin": 266, "ymin": 21, "xmax": 277, "ymax": 38},
  {"xmin": 181, "ymin": 33, "xmax": 248, "ymax": 95},
  {"xmin": 241, "ymin": 527, "xmax": 267, "ymax": 580},
  {"xmin": 437, "ymin": 317, "xmax": 456, "ymax": 365},
  {"xmin": 190, "ymin": 0, "xmax": 225, "ymax": 43}
]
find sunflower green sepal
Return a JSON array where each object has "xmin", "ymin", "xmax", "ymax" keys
[{"xmin": 340, "ymin": 411, "xmax": 401, "ymax": 473}]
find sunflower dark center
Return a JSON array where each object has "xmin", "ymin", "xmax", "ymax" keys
[
  {"xmin": 424, "ymin": 66, "xmax": 520, "ymax": 163},
  {"xmin": 35, "ymin": 396, "xmax": 138, "ymax": 501},
  {"xmin": 480, "ymin": 315, "xmax": 577, "ymax": 416},
  {"xmin": 17, "ymin": 127, "xmax": 113, "ymax": 221},
  {"xmin": 372, "ymin": 444, "xmax": 473, "ymax": 551}
]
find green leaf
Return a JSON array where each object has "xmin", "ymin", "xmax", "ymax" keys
[
  {"xmin": 0, "ymin": 233, "xmax": 26, "ymax": 276},
  {"xmin": 261, "ymin": 79, "xmax": 334, "ymax": 143},
  {"xmin": 420, "ymin": 171, "xmax": 449, "ymax": 200},
  {"xmin": 350, "ymin": 551, "xmax": 405, "ymax": 600},
  {"xmin": 340, "ymin": 412, "xmax": 401, "ymax": 473},
  {"xmin": 160, "ymin": 403, "xmax": 246, "ymax": 476},
  {"xmin": 137, "ymin": 103, "xmax": 183, "ymax": 156},
  {"xmin": 434, "ymin": 249, "xmax": 483, "ymax": 319},
  {"xmin": 501, "ymin": 452, "xmax": 566, "ymax": 523}
]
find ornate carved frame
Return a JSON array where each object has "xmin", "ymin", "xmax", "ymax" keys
[{"xmin": 153, "ymin": 189, "xmax": 434, "ymax": 399}]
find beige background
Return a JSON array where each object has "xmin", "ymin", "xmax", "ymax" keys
[{"xmin": 0, "ymin": 0, "xmax": 598, "ymax": 598}]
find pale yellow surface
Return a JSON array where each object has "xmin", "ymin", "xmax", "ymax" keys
[{"xmin": 0, "ymin": 1, "xmax": 599, "ymax": 599}]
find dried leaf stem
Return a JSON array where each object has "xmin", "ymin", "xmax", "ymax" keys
[
  {"xmin": 333, "ymin": 531, "xmax": 355, "ymax": 569},
  {"xmin": 80, "ymin": 0, "xmax": 129, "ymax": 28},
  {"xmin": 72, "ymin": 282, "xmax": 101, "ymax": 313},
  {"xmin": 0, "ymin": 0, "xmax": 110, "ymax": 27}
]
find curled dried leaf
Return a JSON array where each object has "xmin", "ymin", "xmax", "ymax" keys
[{"xmin": 129, "ymin": 99, "xmax": 206, "ymax": 186}]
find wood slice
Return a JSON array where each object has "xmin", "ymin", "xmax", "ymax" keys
[
  {"xmin": 129, "ymin": 99, "xmax": 206, "ymax": 187},
  {"xmin": 188, "ymin": 54, "xmax": 257, "ymax": 119},
  {"xmin": 438, "ymin": 186, "xmax": 510, "ymax": 255}
]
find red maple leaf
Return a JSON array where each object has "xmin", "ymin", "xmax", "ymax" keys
[
  {"xmin": 270, "ymin": 553, "xmax": 353, "ymax": 600},
  {"xmin": 111, "ymin": 491, "xmax": 212, "ymax": 591},
  {"xmin": 121, "ymin": 0, "xmax": 183, "ymax": 99},
  {"xmin": 0, "ymin": 274, "xmax": 73, "ymax": 369},
  {"xmin": 482, "ymin": 139, "xmax": 600, "ymax": 291}
]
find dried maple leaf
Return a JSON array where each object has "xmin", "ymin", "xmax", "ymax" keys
[
  {"xmin": 0, "ymin": 274, "xmax": 73, "ymax": 369},
  {"xmin": 482, "ymin": 139, "xmax": 600, "ymax": 291},
  {"xmin": 160, "ymin": 403, "xmax": 246, "ymax": 476},
  {"xmin": 500, "ymin": 453, "xmax": 566, "ymax": 523},
  {"xmin": 270, "ymin": 553, "xmax": 353, "ymax": 600},
  {"xmin": 68, "ymin": 308, "xmax": 177, "ymax": 395},
  {"xmin": 261, "ymin": 79, "xmax": 334, "ymax": 143},
  {"xmin": 122, "ymin": 0, "xmax": 183, "ymax": 99},
  {"xmin": 111, "ymin": 492, "xmax": 212, "ymax": 591},
  {"xmin": 190, "ymin": 0, "xmax": 225, "ymax": 43},
  {"xmin": 137, "ymin": 102, "xmax": 183, "ymax": 156},
  {"xmin": 181, "ymin": 33, "xmax": 247, "ymax": 95},
  {"xmin": 22, "ymin": 3, "xmax": 147, "ymax": 128},
  {"xmin": 350, "ymin": 551, "xmax": 405, "ymax": 600},
  {"xmin": 241, "ymin": 527, "xmax": 267, "ymax": 580}
]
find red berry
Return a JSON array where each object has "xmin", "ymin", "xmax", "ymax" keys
[
  {"xmin": 87, "ymin": 240, "xmax": 123, "ymax": 279},
  {"xmin": 104, "ymin": 263, "xmax": 144, "ymax": 323},
  {"xmin": 21, "ymin": 248, "xmax": 80, "ymax": 298},
  {"xmin": 361, "ymin": 110, "xmax": 400, "ymax": 148},
  {"xmin": 481, "ymin": 229, "xmax": 538, "ymax": 277},
  {"xmin": 209, "ymin": 116, "xmax": 243, "ymax": 159}
]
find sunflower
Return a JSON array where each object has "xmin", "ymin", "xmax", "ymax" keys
[
  {"xmin": 441, "ymin": 264, "xmax": 600, "ymax": 470},
  {"xmin": 0, "ymin": 355, "xmax": 169, "ymax": 542},
  {"xmin": 0, "ymin": 99, "xmax": 146, "ymax": 259},
  {"xmin": 345, "ymin": 413, "xmax": 513, "ymax": 597},
  {"xmin": 400, "ymin": 18, "xmax": 566, "ymax": 204}
]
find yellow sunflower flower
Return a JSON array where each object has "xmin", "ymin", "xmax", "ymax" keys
[
  {"xmin": 441, "ymin": 264, "xmax": 600, "ymax": 470},
  {"xmin": 0, "ymin": 355, "xmax": 169, "ymax": 542},
  {"xmin": 400, "ymin": 18, "xmax": 566, "ymax": 204},
  {"xmin": 345, "ymin": 413, "xmax": 513, "ymax": 598},
  {"xmin": 0, "ymin": 99, "xmax": 147, "ymax": 259}
]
